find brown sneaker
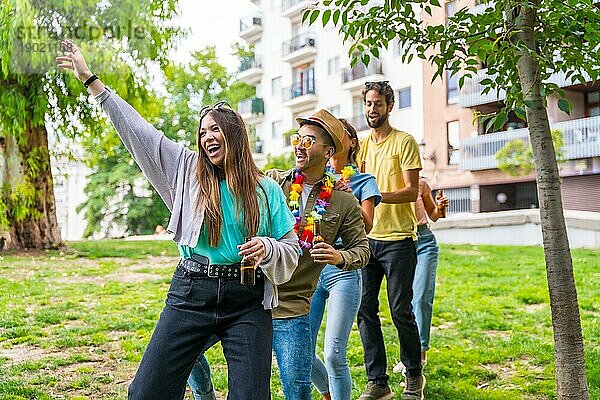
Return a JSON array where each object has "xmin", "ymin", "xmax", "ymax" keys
[
  {"xmin": 358, "ymin": 381, "xmax": 394, "ymax": 400},
  {"xmin": 402, "ymin": 374, "xmax": 425, "ymax": 400}
]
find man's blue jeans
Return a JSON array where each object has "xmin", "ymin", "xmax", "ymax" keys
[
  {"xmin": 412, "ymin": 225, "xmax": 439, "ymax": 352},
  {"xmin": 188, "ymin": 316, "xmax": 315, "ymax": 400},
  {"xmin": 273, "ymin": 314, "xmax": 313, "ymax": 400},
  {"xmin": 188, "ymin": 336, "xmax": 219, "ymax": 400},
  {"xmin": 309, "ymin": 265, "xmax": 362, "ymax": 400}
]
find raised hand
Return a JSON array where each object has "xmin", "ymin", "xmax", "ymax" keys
[{"xmin": 55, "ymin": 39, "xmax": 93, "ymax": 82}]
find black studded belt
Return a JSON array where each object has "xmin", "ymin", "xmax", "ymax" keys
[{"xmin": 177, "ymin": 258, "xmax": 263, "ymax": 280}]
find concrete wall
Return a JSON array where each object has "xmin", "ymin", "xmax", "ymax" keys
[{"xmin": 431, "ymin": 209, "xmax": 600, "ymax": 249}]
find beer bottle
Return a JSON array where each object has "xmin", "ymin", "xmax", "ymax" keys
[
  {"xmin": 240, "ymin": 236, "xmax": 256, "ymax": 286},
  {"xmin": 360, "ymin": 160, "xmax": 366, "ymax": 173},
  {"xmin": 312, "ymin": 219, "xmax": 325, "ymax": 246},
  {"xmin": 436, "ymin": 190, "xmax": 447, "ymax": 218}
]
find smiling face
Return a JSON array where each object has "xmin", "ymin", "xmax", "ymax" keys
[
  {"xmin": 294, "ymin": 124, "xmax": 335, "ymax": 174},
  {"xmin": 364, "ymin": 89, "xmax": 394, "ymax": 129},
  {"xmin": 199, "ymin": 112, "xmax": 225, "ymax": 166}
]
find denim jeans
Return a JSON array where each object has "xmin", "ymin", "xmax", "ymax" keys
[
  {"xmin": 357, "ymin": 238, "xmax": 422, "ymax": 384},
  {"xmin": 272, "ymin": 314, "xmax": 313, "ymax": 400},
  {"xmin": 128, "ymin": 264, "xmax": 272, "ymax": 400},
  {"xmin": 188, "ymin": 335, "xmax": 219, "ymax": 400},
  {"xmin": 309, "ymin": 265, "xmax": 362, "ymax": 400},
  {"xmin": 412, "ymin": 225, "xmax": 439, "ymax": 352}
]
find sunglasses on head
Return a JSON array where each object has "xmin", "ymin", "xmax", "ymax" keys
[
  {"xmin": 364, "ymin": 80, "xmax": 389, "ymax": 89},
  {"xmin": 199, "ymin": 100, "xmax": 233, "ymax": 119}
]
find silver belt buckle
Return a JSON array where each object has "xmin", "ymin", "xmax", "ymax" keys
[{"xmin": 207, "ymin": 265, "xmax": 219, "ymax": 278}]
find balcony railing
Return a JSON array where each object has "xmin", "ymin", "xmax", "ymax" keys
[
  {"xmin": 459, "ymin": 116, "xmax": 600, "ymax": 171},
  {"xmin": 283, "ymin": 79, "xmax": 316, "ymax": 102},
  {"xmin": 459, "ymin": 69, "xmax": 592, "ymax": 108},
  {"xmin": 238, "ymin": 97, "xmax": 264, "ymax": 115},
  {"xmin": 342, "ymin": 60, "xmax": 384, "ymax": 84},
  {"xmin": 282, "ymin": 32, "xmax": 316, "ymax": 57},
  {"xmin": 283, "ymin": 0, "xmax": 307, "ymax": 9},
  {"xmin": 350, "ymin": 115, "xmax": 370, "ymax": 132},
  {"xmin": 239, "ymin": 13, "xmax": 262, "ymax": 33},
  {"xmin": 239, "ymin": 56, "xmax": 262, "ymax": 72}
]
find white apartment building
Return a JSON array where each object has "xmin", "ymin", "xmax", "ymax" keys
[
  {"xmin": 51, "ymin": 156, "xmax": 89, "ymax": 241},
  {"xmin": 236, "ymin": 0, "xmax": 424, "ymax": 163}
]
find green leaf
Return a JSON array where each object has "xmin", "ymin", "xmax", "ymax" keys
[
  {"xmin": 322, "ymin": 9, "xmax": 331, "ymax": 26},
  {"xmin": 309, "ymin": 10, "xmax": 320, "ymax": 25},
  {"xmin": 558, "ymin": 98, "xmax": 572, "ymax": 115},
  {"xmin": 493, "ymin": 111, "xmax": 509, "ymax": 131},
  {"xmin": 514, "ymin": 107, "xmax": 527, "ymax": 121},
  {"xmin": 302, "ymin": 9, "xmax": 311, "ymax": 23},
  {"xmin": 333, "ymin": 9, "xmax": 341, "ymax": 25},
  {"xmin": 361, "ymin": 53, "xmax": 371, "ymax": 66}
]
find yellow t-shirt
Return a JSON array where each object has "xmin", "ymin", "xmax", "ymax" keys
[{"xmin": 358, "ymin": 129, "xmax": 422, "ymax": 241}]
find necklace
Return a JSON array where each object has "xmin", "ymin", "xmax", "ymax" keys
[
  {"xmin": 288, "ymin": 169, "xmax": 336, "ymax": 249},
  {"xmin": 339, "ymin": 163, "xmax": 359, "ymax": 183}
]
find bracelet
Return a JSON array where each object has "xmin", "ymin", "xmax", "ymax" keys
[{"xmin": 83, "ymin": 74, "xmax": 99, "ymax": 88}]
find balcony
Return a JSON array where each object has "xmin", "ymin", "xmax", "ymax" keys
[
  {"xmin": 341, "ymin": 60, "xmax": 385, "ymax": 92},
  {"xmin": 281, "ymin": 33, "xmax": 317, "ymax": 66},
  {"xmin": 459, "ymin": 116, "xmax": 600, "ymax": 171},
  {"xmin": 459, "ymin": 69, "xmax": 591, "ymax": 108},
  {"xmin": 282, "ymin": 80, "xmax": 317, "ymax": 109},
  {"xmin": 238, "ymin": 97, "xmax": 264, "ymax": 125},
  {"xmin": 282, "ymin": 0, "xmax": 313, "ymax": 20},
  {"xmin": 349, "ymin": 114, "xmax": 370, "ymax": 133},
  {"xmin": 238, "ymin": 56, "xmax": 263, "ymax": 85},
  {"xmin": 239, "ymin": 13, "xmax": 263, "ymax": 43}
]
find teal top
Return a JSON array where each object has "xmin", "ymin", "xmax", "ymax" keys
[{"xmin": 178, "ymin": 176, "xmax": 295, "ymax": 264}]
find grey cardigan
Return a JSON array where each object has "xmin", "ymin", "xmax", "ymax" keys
[{"xmin": 94, "ymin": 87, "xmax": 300, "ymax": 309}]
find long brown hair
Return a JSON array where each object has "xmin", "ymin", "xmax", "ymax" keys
[
  {"xmin": 196, "ymin": 107, "xmax": 264, "ymax": 247},
  {"xmin": 338, "ymin": 118, "xmax": 360, "ymax": 164}
]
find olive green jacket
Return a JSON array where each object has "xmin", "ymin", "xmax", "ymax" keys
[{"xmin": 266, "ymin": 169, "xmax": 370, "ymax": 319}]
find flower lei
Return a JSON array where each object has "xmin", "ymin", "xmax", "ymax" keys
[
  {"xmin": 339, "ymin": 163, "xmax": 359, "ymax": 183},
  {"xmin": 288, "ymin": 169, "xmax": 336, "ymax": 249}
]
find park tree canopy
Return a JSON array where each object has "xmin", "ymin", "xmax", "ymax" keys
[{"xmin": 0, "ymin": 0, "xmax": 181, "ymax": 249}]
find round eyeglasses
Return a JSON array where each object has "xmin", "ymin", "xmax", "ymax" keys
[{"xmin": 290, "ymin": 134, "xmax": 317, "ymax": 149}]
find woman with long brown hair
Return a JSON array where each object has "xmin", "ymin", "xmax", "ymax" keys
[{"xmin": 57, "ymin": 39, "xmax": 299, "ymax": 400}]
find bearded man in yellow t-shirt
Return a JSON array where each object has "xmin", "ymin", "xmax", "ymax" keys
[{"xmin": 356, "ymin": 81, "xmax": 425, "ymax": 400}]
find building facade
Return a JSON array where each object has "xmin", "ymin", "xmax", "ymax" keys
[
  {"xmin": 238, "ymin": 0, "xmax": 600, "ymax": 216},
  {"xmin": 421, "ymin": 0, "xmax": 600, "ymax": 214},
  {"xmin": 236, "ymin": 0, "xmax": 424, "ymax": 166}
]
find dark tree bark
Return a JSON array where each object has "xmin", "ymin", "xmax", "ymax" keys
[{"xmin": 0, "ymin": 124, "xmax": 63, "ymax": 250}]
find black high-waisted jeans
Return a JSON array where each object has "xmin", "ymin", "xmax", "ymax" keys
[{"xmin": 128, "ymin": 264, "xmax": 272, "ymax": 400}]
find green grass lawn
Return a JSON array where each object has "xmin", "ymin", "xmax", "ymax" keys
[{"xmin": 0, "ymin": 240, "xmax": 597, "ymax": 399}]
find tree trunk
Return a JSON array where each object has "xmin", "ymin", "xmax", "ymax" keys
[
  {"xmin": 513, "ymin": 2, "xmax": 589, "ymax": 399},
  {"xmin": 0, "ymin": 125, "xmax": 63, "ymax": 250}
]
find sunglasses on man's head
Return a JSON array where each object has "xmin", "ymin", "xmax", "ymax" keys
[
  {"xmin": 199, "ymin": 100, "xmax": 233, "ymax": 119},
  {"xmin": 364, "ymin": 80, "xmax": 389, "ymax": 89},
  {"xmin": 290, "ymin": 133, "xmax": 318, "ymax": 149}
]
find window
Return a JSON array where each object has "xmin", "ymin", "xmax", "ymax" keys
[
  {"xmin": 586, "ymin": 91, "xmax": 600, "ymax": 117},
  {"xmin": 328, "ymin": 105, "xmax": 340, "ymax": 116},
  {"xmin": 272, "ymin": 120, "xmax": 282, "ymax": 139},
  {"xmin": 327, "ymin": 56, "xmax": 339, "ymax": 76},
  {"xmin": 272, "ymin": 76, "xmax": 282, "ymax": 97},
  {"xmin": 397, "ymin": 87, "xmax": 412, "ymax": 109},
  {"xmin": 446, "ymin": 69, "xmax": 459, "ymax": 104},
  {"xmin": 445, "ymin": 0, "xmax": 456, "ymax": 21},
  {"xmin": 447, "ymin": 120, "xmax": 460, "ymax": 165},
  {"xmin": 444, "ymin": 186, "xmax": 471, "ymax": 214}
]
